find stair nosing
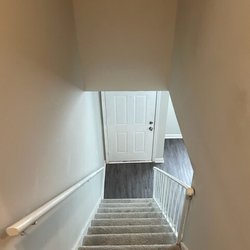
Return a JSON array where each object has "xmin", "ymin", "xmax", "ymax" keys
[
  {"xmin": 85, "ymin": 232, "xmax": 174, "ymax": 237},
  {"xmin": 96, "ymin": 212, "xmax": 162, "ymax": 215},
  {"xmin": 98, "ymin": 208, "xmax": 159, "ymax": 212},
  {"xmin": 79, "ymin": 244, "xmax": 174, "ymax": 249},
  {"xmin": 89, "ymin": 225, "xmax": 170, "ymax": 228},
  {"xmin": 92, "ymin": 218, "xmax": 165, "ymax": 221},
  {"xmin": 102, "ymin": 199, "xmax": 153, "ymax": 201},
  {"xmin": 100, "ymin": 203, "xmax": 156, "ymax": 205}
]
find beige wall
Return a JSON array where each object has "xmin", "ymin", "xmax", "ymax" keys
[
  {"xmin": 73, "ymin": 0, "xmax": 177, "ymax": 91},
  {"xmin": 0, "ymin": 1, "xmax": 104, "ymax": 250},
  {"xmin": 165, "ymin": 92, "xmax": 182, "ymax": 138},
  {"xmin": 170, "ymin": 0, "xmax": 250, "ymax": 249}
]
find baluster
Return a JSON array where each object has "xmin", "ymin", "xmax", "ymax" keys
[
  {"xmin": 152, "ymin": 168, "xmax": 194, "ymax": 245},
  {"xmin": 155, "ymin": 171, "xmax": 158, "ymax": 202},
  {"xmin": 159, "ymin": 173, "xmax": 163, "ymax": 210},
  {"xmin": 172, "ymin": 184, "xmax": 181, "ymax": 235},
  {"xmin": 176, "ymin": 188, "xmax": 186, "ymax": 236},
  {"xmin": 161, "ymin": 174, "xmax": 166, "ymax": 216},
  {"xmin": 164, "ymin": 175, "xmax": 170, "ymax": 220},
  {"xmin": 167, "ymin": 179, "xmax": 173, "ymax": 223},
  {"xmin": 156, "ymin": 171, "xmax": 160, "ymax": 203},
  {"xmin": 162, "ymin": 175, "xmax": 167, "ymax": 217},
  {"xmin": 153, "ymin": 169, "xmax": 156, "ymax": 200},
  {"xmin": 170, "ymin": 182, "xmax": 177, "ymax": 227},
  {"xmin": 171, "ymin": 183, "xmax": 177, "ymax": 235}
]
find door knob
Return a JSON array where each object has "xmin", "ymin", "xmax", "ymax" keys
[
  {"xmin": 149, "ymin": 121, "xmax": 154, "ymax": 125},
  {"xmin": 149, "ymin": 127, "xmax": 153, "ymax": 131}
]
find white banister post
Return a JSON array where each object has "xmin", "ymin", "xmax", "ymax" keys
[
  {"xmin": 153, "ymin": 168, "xmax": 156, "ymax": 200},
  {"xmin": 177, "ymin": 187, "xmax": 194, "ymax": 244}
]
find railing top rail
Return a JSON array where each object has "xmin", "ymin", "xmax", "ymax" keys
[
  {"xmin": 6, "ymin": 166, "xmax": 105, "ymax": 237},
  {"xmin": 153, "ymin": 167, "xmax": 191, "ymax": 189}
]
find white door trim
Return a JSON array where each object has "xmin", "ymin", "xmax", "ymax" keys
[
  {"xmin": 101, "ymin": 92, "xmax": 110, "ymax": 163},
  {"xmin": 165, "ymin": 133, "xmax": 183, "ymax": 139},
  {"xmin": 152, "ymin": 91, "xmax": 161, "ymax": 162},
  {"xmin": 101, "ymin": 91, "xmax": 162, "ymax": 164}
]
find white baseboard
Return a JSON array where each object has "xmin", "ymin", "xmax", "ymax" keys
[
  {"xmin": 73, "ymin": 196, "xmax": 102, "ymax": 250},
  {"xmin": 153, "ymin": 157, "xmax": 164, "ymax": 163},
  {"xmin": 73, "ymin": 162, "xmax": 106, "ymax": 249},
  {"xmin": 107, "ymin": 160, "xmax": 153, "ymax": 164},
  {"xmin": 165, "ymin": 133, "xmax": 183, "ymax": 139}
]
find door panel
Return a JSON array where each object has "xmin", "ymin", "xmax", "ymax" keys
[
  {"xmin": 134, "ymin": 95, "xmax": 146, "ymax": 124},
  {"xmin": 134, "ymin": 132, "xmax": 145, "ymax": 152},
  {"xmin": 115, "ymin": 96, "xmax": 127, "ymax": 124},
  {"xmin": 116, "ymin": 132, "xmax": 128, "ymax": 153},
  {"xmin": 104, "ymin": 91, "xmax": 156, "ymax": 162}
]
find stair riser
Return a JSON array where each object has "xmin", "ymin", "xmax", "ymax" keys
[
  {"xmin": 95, "ymin": 212, "xmax": 162, "ymax": 219},
  {"xmin": 88, "ymin": 225, "xmax": 172, "ymax": 234},
  {"xmin": 91, "ymin": 219, "xmax": 167, "ymax": 226},
  {"xmin": 101, "ymin": 199, "xmax": 154, "ymax": 203},
  {"xmin": 84, "ymin": 233, "xmax": 175, "ymax": 246},
  {"xmin": 79, "ymin": 245, "xmax": 179, "ymax": 250},
  {"xmin": 99, "ymin": 203, "xmax": 156, "ymax": 208},
  {"xmin": 98, "ymin": 208, "xmax": 159, "ymax": 213}
]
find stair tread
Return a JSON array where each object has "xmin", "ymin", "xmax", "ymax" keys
[
  {"xmin": 92, "ymin": 218, "xmax": 167, "ymax": 226},
  {"xmin": 102, "ymin": 199, "xmax": 154, "ymax": 203},
  {"xmin": 98, "ymin": 207, "xmax": 160, "ymax": 213},
  {"xmin": 95, "ymin": 212, "xmax": 162, "ymax": 219},
  {"xmin": 92, "ymin": 218, "xmax": 166, "ymax": 221},
  {"xmin": 79, "ymin": 244, "xmax": 179, "ymax": 250},
  {"xmin": 96, "ymin": 212, "xmax": 161, "ymax": 215},
  {"xmin": 83, "ymin": 232, "xmax": 175, "ymax": 246},
  {"xmin": 85, "ymin": 232, "xmax": 174, "ymax": 237},
  {"xmin": 89, "ymin": 225, "xmax": 171, "ymax": 229},
  {"xmin": 88, "ymin": 225, "xmax": 172, "ymax": 234},
  {"xmin": 100, "ymin": 203, "xmax": 156, "ymax": 207}
]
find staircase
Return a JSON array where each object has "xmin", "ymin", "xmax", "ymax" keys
[{"xmin": 79, "ymin": 198, "xmax": 180, "ymax": 250}]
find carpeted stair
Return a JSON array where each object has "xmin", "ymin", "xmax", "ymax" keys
[{"xmin": 79, "ymin": 198, "xmax": 180, "ymax": 250}]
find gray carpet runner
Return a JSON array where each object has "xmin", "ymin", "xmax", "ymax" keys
[{"xmin": 79, "ymin": 198, "xmax": 180, "ymax": 250}]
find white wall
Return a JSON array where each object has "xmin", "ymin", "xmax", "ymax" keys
[
  {"xmin": 165, "ymin": 93, "xmax": 182, "ymax": 138},
  {"xmin": 170, "ymin": 0, "xmax": 250, "ymax": 249},
  {"xmin": 73, "ymin": 0, "xmax": 178, "ymax": 90},
  {"xmin": 0, "ymin": 1, "xmax": 105, "ymax": 249}
]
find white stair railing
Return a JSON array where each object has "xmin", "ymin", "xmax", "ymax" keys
[
  {"xmin": 153, "ymin": 167, "xmax": 194, "ymax": 244},
  {"xmin": 5, "ymin": 166, "xmax": 105, "ymax": 237}
]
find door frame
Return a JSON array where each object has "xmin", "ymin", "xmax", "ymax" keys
[
  {"xmin": 151, "ymin": 91, "xmax": 163, "ymax": 163},
  {"xmin": 101, "ymin": 91, "xmax": 162, "ymax": 164}
]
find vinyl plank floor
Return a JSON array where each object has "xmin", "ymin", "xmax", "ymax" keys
[
  {"xmin": 104, "ymin": 163, "xmax": 154, "ymax": 199},
  {"xmin": 159, "ymin": 139, "xmax": 193, "ymax": 186},
  {"xmin": 104, "ymin": 139, "xmax": 193, "ymax": 199}
]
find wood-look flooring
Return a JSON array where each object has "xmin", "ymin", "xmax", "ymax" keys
[
  {"xmin": 104, "ymin": 139, "xmax": 193, "ymax": 199},
  {"xmin": 158, "ymin": 139, "xmax": 193, "ymax": 186}
]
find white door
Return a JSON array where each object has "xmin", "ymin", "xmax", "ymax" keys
[{"xmin": 103, "ymin": 91, "xmax": 157, "ymax": 162}]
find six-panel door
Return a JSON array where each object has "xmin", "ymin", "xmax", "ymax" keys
[{"xmin": 103, "ymin": 91, "xmax": 156, "ymax": 162}]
